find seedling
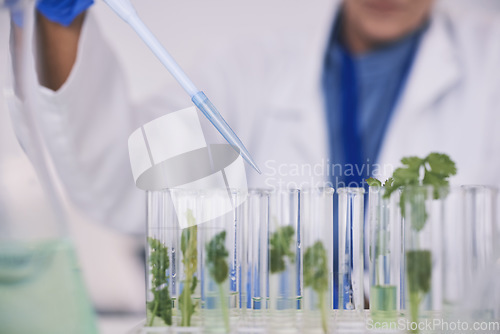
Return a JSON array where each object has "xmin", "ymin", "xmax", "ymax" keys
[
  {"xmin": 269, "ymin": 225, "xmax": 295, "ymax": 274},
  {"xmin": 206, "ymin": 231, "xmax": 230, "ymax": 332},
  {"xmin": 179, "ymin": 210, "xmax": 198, "ymax": 327},
  {"xmin": 367, "ymin": 153, "xmax": 456, "ymax": 332},
  {"xmin": 304, "ymin": 241, "xmax": 329, "ymax": 333},
  {"xmin": 147, "ymin": 238, "xmax": 172, "ymax": 326}
]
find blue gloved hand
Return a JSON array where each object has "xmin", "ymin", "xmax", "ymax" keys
[
  {"xmin": 37, "ymin": 0, "xmax": 94, "ymax": 27},
  {"xmin": 3, "ymin": 0, "xmax": 24, "ymax": 26}
]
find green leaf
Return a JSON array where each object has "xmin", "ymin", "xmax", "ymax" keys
[
  {"xmin": 399, "ymin": 190, "xmax": 406, "ymax": 219},
  {"xmin": 205, "ymin": 231, "xmax": 231, "ymax": 332},
  {"xmin": 425, "ymin": 153, "xmax": 457, "ymax": 177},
  {"xmin": 392, "ymin": 166, "xmax": 420, "ymax": 185},
  {"xmin": 386, "ymin": 153, "xmax": 456, "ymax": 330},
  {"xmin": 205, "ymin": 231, "xmax": 229, "ymax": 284},
  {"xmin": 422, "ymin": 171, "xmax": 449, "ymax": 199},
  {"xmin": 181, "ymin": 225, "xmax": 198, "ymax": 278},
  {"xmin": 406, "ymin": 250, "xmax": 432, "ymax": 294},
  {"xmin": 269, "ymin": 225, "xmax": 295, "ymax": 274},
  {"xmin": 304, "ymin": 241, "xmax": 329, "ymax": 333},
  {"xmin": 383, "ymin": 177, "xmax": 394, "ymax": 187},
  {"xmin": 303, "ymin": 241, "xmax": 329, "ymax": 293},
  {"xmin": 403, "ymin": 188, "xmax": 428, "ymax": 232},
  {"xmin": 148, "ymin": 238, "xmax": 170, "ymax": 287},
  {"xmin": 147, "ymin": 238, "xmax": 172, "ymax": 326},
  {"xmin": 401, "ymin": 156, "xmax": 425, "ymax": 171},
  {"xmin": 148, "ymin": 286, "xmax": 172, "ymax": 326},
  {"xmin": 180, "ymin": 212, "xmax": 198, "ymax": 327},
  {"xmin": 406, "ymin": 250, "xmax": 432, "ymax": 327},
  {"xmin": 366, "ymin": 177, "xmax": 382, "ymax": 187},
  {"xmin": 179, "ymin": 286, "xmax": 196, "ymax": 327},
  {"xmin": 191, "ymin": 276, "xmax": 198, "ymax": 293},
  {"xmin": 384, "ymin": 158, "xmax": 423, "ymax": 199}
]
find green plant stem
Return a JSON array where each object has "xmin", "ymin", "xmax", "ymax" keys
[
  {"xmin": 181, "ymin": 278, "xmax": 193, "ymax": 327},
  {"xmin": 409, "ymin": 292, "xmax": 422, "ymax": 333},
  {"xmin": 319, "ymin": 292, "xmax": 328, "ymax": 334},
  {"xmin": 148, "ymin": 300, "xmax": 159, "ymax": 327},
  {"xmin": 406, "ymin": 249, "xmax": 431, "ymax": 334},
  {"xmin": 218, "ymin": 283, "xmax": 230, "ymax": 333},
  {"xmin": 180, "ymin": 223, "xmax": 198, "ymax": 327}
]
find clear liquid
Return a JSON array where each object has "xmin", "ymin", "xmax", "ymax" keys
[
  {"xmin": 0, "ymin": 239, "xmax": 98, "ymax": 334},
  {"xmin": 370, "ymin": 285, "xmax": 397, "ymax": 322}
]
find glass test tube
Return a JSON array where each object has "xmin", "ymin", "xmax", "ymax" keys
[
  {"xmin": 337, "ymin": 187, "xmax": 365, "ymax": 313},
  {"xmin": 368, "ymin": 187, "xmax": 403, "ymax": 323},
  {"xmin": 198, "ymin": 189, "xmax": 241, "ymax": 333},
  {"xmin": 403, "ymin": 186, "xmax": 443, "ymax": 326},
  {"xmin": 237, "ymin": 189, "xmax": 270, "ymax": 333},
  {"xmin": 267, "ymin": 189, "xmax": 301, "ymax": 332},
  {"xmin": 300, "ymin": 188, "xmax": 335, "ymax": 334},
  {"xmin": 147, "ymin": 189, "xmax": 204, "ymax": 331},
  {"xmin": 443, "ymin": 186, "xmax": 498, "ymax": 321}
]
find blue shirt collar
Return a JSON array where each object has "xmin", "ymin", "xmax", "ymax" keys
[{"xmin": 326, "ymin": 11, "xmax": 429, "ymax": 79}]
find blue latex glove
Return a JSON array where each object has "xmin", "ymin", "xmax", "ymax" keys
[
  {"xmin": 37, "ymin": 0, "xmax": 94, "ymax": 27},
  {"xmin": 3, "ymin": 0, "xmax": 24, "ymax": 27}
]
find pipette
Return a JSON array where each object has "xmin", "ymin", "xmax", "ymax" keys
[{"xmin": 102, "ymin": 0, "xmax": 261, "ymax": 174}]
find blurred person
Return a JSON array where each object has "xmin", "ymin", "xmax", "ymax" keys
[
  {"xmin": 27, "ymin": 0, "xmax": 500, "ymax": 315},
  {"xmin": 33, "ymin": 0, "xmax": 500, "ymax": 233},
  {"xmin": 32, "ymin": 0, "xmax": 500, "ymax": 299}
]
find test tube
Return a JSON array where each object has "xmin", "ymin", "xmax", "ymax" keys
[
  {"xmin": 403, "ymin": 186, "xmax": 443, "ymax": 325},
  {"xmin": 237, "ymin": 189, "xmax": 270, "ymax": 333},
  {"xmin": 368, "ymin": 186, "xmax": 403, "ymax": 323},
  {"xmin": 146, "ymin": 189, "xmax": 203, "ymax": 332},
  {"xmin": 146, "ymin": 191, "xmax": 177, "ymax": 329},
  {"xmin": 337, "ymin": 187, "xmax": 365, "ymax": 313},
  {"xmin": 443, "ymin": 186, "xmax": 498, "ymax": 321},
  {"xmin": 198, "ymin": 189, "xmax": 241, "ymax": 333},
  {"xmin": 300, "ymin": 188, "xmax": 335, "ymax": 334},
  {"xmin": 267, "ymin": 189, "xmax": 301, "ymax": 332}
]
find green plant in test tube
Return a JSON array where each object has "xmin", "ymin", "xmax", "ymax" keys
[
  {"xmin": 368, "ymin": 152, "xmax": 456, "ymax": 333},
  {"xmin": 147, "ymin": 238, "xmax": 172, "ymax": 326},
  {"xmin": 206, "ymin": 231, "xmax": 230, "ymax": 333},
  {"xmin": 179, "ymin": 210, "xmax": 198, "ymax": 327},
  {"xmin": 304, "ymin": 241, "xmax": 329, "ymax": 333}
]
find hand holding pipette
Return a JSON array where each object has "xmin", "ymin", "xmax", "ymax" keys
[
  {"xmin": 102, "ymin": 0, "xmax": 261, "ymax": 174},
  {"xmin": 37, "ymin": 0, "xmax": 94, "ymax": 26}
]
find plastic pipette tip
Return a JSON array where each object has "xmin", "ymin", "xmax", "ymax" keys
[
  {"xmin": 192, "ymin": 92, "xmax": 261, "ymax": 174},
  {"xmin": 241, "ymin": 150, "xmax": 262, "ymax": 174}
]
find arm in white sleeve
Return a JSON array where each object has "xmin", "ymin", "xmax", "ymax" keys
[{"xmin": 37, "ymin": 12, "xmax": 145, "ymax": 234}]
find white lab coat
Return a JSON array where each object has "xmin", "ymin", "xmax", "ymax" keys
[{"xmin": 37, "ymin": 1, "xmax": 500, "ymax": 234}]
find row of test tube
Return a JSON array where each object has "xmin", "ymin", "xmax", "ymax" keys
[
  {"xmin": 144, "ymin": 187, "xmax": 365, "ymax": 333},
  {"xmin": 143, "ymin": 185, "xmax": 499, "ymax": 334}
]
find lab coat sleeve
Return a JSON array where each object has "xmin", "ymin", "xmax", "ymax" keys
[{"xmin": 37, "ymin": 12, "xmax": 145, "ymax": 234}]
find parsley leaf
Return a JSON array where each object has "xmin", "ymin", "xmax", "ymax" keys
[
  {"xmin": 383, "ymin": 177, "xmax": 394, "ymax": 187},
  {"xmin": 366, "ymin": 178, "xmax": 382, "ymax": 187},
  {"xmin": 147, "ymin": 237, "xmax": 172, "ymax": 326},
  {"xmin": 206, "ymin": 231, "xmax": 230, "ymax": 332},
  {"xmin": 425, "ymin": 153, "xmax": 457, "ymax": 177},
  {"xmin": 304, "ymin": 241, "xmax": 328, "ymax": 294},
  {"xmin": 206, "ymin": 231, "xmax": 229, "ymax": 284},
  {"xmin": 406, "ymin": 250, "xmax": 432, "ymax": 327},
  {"xmin": 179, "ymin": 210, "xmax": 198, "ymax": 327},
  {"xmin": 367, "ymin": 152, "xmax": 457, "ymax": 224},
  {"xmin": 366, "ymin": 152, "xmax": 456, "ymax": 332},
  {"xmin": 304, "ymin": 241, "xmax": 329, "ymax": 333}
]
